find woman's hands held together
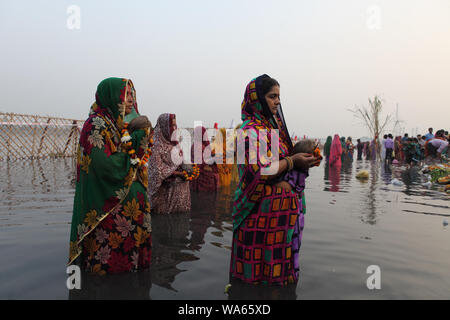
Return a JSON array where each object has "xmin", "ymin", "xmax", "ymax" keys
[{"xmin": 291, "ymin": 153, "xmax": 321, "ymax": 171}]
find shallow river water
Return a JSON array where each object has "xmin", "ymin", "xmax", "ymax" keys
[{"xmin": 0, "ymin": 159, "xmax": 449, "ymax": 299}]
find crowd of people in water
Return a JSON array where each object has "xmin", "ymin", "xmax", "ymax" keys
[
  {"xmin": 68, "ymin": 75, "xmax": 448, "ymax": 290},
  {"xmin": 322, "ymin": 128, "xmax": 449, "ymax": 168}
]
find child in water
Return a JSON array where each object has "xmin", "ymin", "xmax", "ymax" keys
[{"xmin": 272, "ymin": 139, "xmax": 322, "ymax": 194}]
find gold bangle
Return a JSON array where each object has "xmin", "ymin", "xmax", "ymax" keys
[{"xmin": 285, "ymin": 156, "xmax": 294, "ymax": 171}]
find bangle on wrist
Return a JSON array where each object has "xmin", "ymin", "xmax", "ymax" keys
[{"xmin": 285, "ymin": 156, "xmax": 294, "ymax": 171}]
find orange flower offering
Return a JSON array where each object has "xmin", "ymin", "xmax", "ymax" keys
[
  {"xmin": 311, "ymin": 147, "xmax": 323, "ymax": 167},
  {"xmin": 183, "ymin": 164, "xmax": 200, "ymax": 181}
]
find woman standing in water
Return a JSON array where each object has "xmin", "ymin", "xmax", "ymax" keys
[
  {"xmin": 346, "ymin": 137, "xmax": 355, "ymax": 161},
  {"xmin": 215, "ymin": 128, "xmax": 233, "ymax": 187},
  {"xmin": 323, "ymin": 136, "xmax": 332, "ymax": 162},
  {"xmin": 394, "ymin": 136, "xmax": 403, "ymax": 162},
  {"xmin": 190, "ymin": 126, "xmax": 219, "ymax": 192},
  {"xmin": 148, "ymin": 113, "xmax": 191, "ymax": 214},
  {"xmin": 229, "ymin": 75, "xmax": 318, "ymax": 286},
  {"xmin": 328, "ymin": 135, "xmax": 342, "ymax": 192},
  {"xmin": 340, "ymin": 136, "xmax": 347, "ymax": 161},
  {"xmin": 69, "ymin": 78, "xmax": 153, "ymax": 274},
  {"xmin": 329, "ymin": 134, "xmax": 342, "ymax": 167}
]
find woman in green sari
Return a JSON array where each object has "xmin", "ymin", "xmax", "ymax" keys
[
  {"xmin": 323, "ymin": 136, "xmax": 332, "ymax": 161},
  {"xmin": 68, "ymin": 77, "xmax": 153, "ymax": 274}
]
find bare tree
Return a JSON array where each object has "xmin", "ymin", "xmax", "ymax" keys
[{"xmin": 349, "ymin": 96, "xmax": 392, "ymax": 160}]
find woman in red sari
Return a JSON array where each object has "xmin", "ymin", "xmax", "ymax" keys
[{"xmin": 190, "ymin": 126, "xmax": 219, "ymax": 192}]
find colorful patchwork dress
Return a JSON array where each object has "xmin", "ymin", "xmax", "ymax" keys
[
  {"xmin": 68, "ymin": 78, "xmax": 152, "ymax": 274},
  {"xmin": 230, "ymin": 75, "xmax": 304, "ymax": 286}
]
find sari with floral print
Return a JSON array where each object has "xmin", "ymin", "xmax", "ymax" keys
[{"xmin": 68, "ymin": 77, "xmax": 152, "ymax": 274}]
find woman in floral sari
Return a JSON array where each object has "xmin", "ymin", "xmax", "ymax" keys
[
  {"xmin": 148, "ymin": 113, "xmax": 191, "ymax": 214},
  {"xmin": 229, "ymin": 75, "xmax": 318, "ymax": 286},
  {"xmin": 190, "ymin": 126, "xmax": 219, "ymax": 192},
  {"xmin": 68, "ymin": 77, "xmax": 153, "ymax": 275}
]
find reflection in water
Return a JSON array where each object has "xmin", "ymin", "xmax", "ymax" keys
[
  {"xmin": 151, "ymin": 212, "xmax": 194, "ymax": 291},
  {"xmin": 37, "ymin": 159, "xmax": 50, "ymax": 193},
  {"xmin": 150, "ymin": 186, "xmax": 234, "ymax": 291},
  {"xmin": 213, "ymin": 185, "xmax": 234, "ymax": 238},
  {"xmin": 328, "ymin": 163, "xmax": 341, "ymax": 192},
  {"xmin": 69, "ymin": 270, "xmax": 152, "ymax": 300},
  {"xmin": 323, "ymin": 160, "xmax": 329, "ymax": 184},
  {"xmin": 381, "ymin": 162, "xmax": 392, "ymax": 185},
  {"xmin": 362, "ymin": 161, "xmax": 379, "ymax": 225},
  {"xmin": 324, "ymin": 159, "xmax": 380, "ymax": 225},
  {"xmin": 189, "ymin": 191, "xmax": 218, "ymax": 251},
  {"xmin": 401, "ymin": 167, "xmax": 422, "ymax": 196},
  {"xmin": 227, "ymin": 279, "xmax": 297, "ymax": 300},
  {"xmin": 341, "ymin": 159, "xmax": 353, "ymax": 185},
  {"xmin": 2, "ymin": 159, "xmax": 450, "ymax": 299}
]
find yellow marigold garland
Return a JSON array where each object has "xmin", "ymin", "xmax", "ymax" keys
[
  {"xmin": 121, "ymin": 123, "xmax": 153, "ymax": 167},
  {"xmin": 183, "ymin": 164, "xmax": 200, "ymax": 181}
]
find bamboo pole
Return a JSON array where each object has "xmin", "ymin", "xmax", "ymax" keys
[
  {"xmin": 37, "ymin": 118, "xmax": 52, "ymax": 158},
  {"xmin": 63, "ymin": 120, "xmax": 78, "ymax": 155}
]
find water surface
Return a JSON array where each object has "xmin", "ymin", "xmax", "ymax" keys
[{"xmin": 0, "ymin": 159, "xmax": 449, "ymax": 299}]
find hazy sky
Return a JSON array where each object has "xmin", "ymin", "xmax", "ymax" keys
[{"xmin": 1, "ymin": 0, "xmax": 449, "ymax": 138}]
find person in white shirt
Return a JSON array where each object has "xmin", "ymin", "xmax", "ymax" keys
[{"xmin": 427, "ymin": 130, "xmax": 449, "ymax": 159}]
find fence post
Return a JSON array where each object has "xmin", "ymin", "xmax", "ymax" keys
[
  {"xmin": 6, "ymin": 136, "xmax": 10, "ymax": 161},
  {"xmin": 63, "ymin": 120, "xmax": 78, "ymax": 156},
  {"xmin": 32, "ymin": 115, "xmax": 37, "ymax": 159},
  {"xmin": 37, "ymin": 118, "xmax": 52, "ymax": 158}
]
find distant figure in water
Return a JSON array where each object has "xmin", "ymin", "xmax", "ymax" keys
[
  {"xmin": 394, "ymin": 136, "xmax": 404, "ymax": 162},
  {"xmin": 356, "ymin": 139, "xmax": 363, "ymax": 160},
  {"xmin": 323, "ymin": 136, "xmax": 332, "ymax": 161},
  {"xmin": 328, "ymin": 135, "xmax": 342, "ymax": 192},
  {"xmin": 346, "ymin": 137, "xmax": 354, "ymax": 161},
  {"xmin": 190, "ymin": 126, "xmax": 219, "ymax": 192},
  {"xmin": 363, "ymin": 141, "xmax": 369, "ymax": 160},
  {"xmin": 329, "ymin": 134, "xmax": 342, "ymax": 167},
  {"xmin": 340, "ymin": 136, "xmax": 347, "ymax": 161}
]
